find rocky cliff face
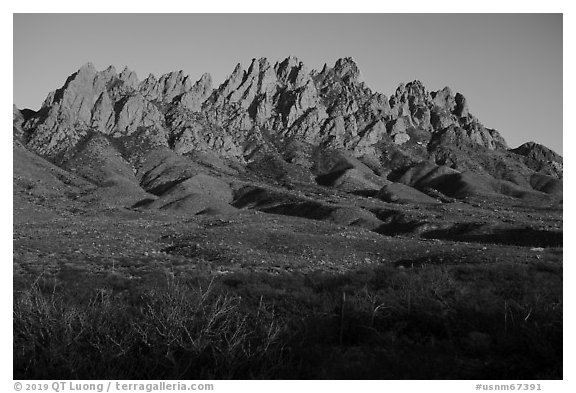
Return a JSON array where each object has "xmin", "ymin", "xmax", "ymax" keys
[
  {"xmin": 16, "ymin": 57, "xmax": 561, "ymax": 184},
  {"xmin": 510, "ymin": 142, "xmax": 563, "ymax": 179}
]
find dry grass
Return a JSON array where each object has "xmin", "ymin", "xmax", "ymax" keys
[
  {"xmin": 14, "ymin": 259, "xmax": 562, "ymax": 379},
  {"xmin": 14, "ymin": 276, "xmax": 285, "ymax": 379}
]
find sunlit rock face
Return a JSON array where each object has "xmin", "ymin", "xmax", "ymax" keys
[{"xmin": 19, "ymin": 57, "xmax": 559, "ymax": 183}]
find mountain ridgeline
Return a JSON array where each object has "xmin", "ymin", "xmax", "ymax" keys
[
  {"xmin": 14, "ymin": 57, "xmax": 562, "ymax": 210},
  {"xmin": 13, "ymin": 57, "xmax": 564, "ymax": 380}
]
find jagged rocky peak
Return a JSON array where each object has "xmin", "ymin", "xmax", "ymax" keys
[
  {"xmin": 118, "ymin": 66, "xmax": 139, "ymax": 90},
  {"xmin": 313, "ymin": 58, "xmax": 365, "ymax": 95},
  {"xmin": 393, "ymin": 80, "xmax": 430, "ymax": 104},
  {"xmin": 431, "ymin": 86, "xmax": 456, "ymax": 112},
  {"xmin": 391, "ymin": 81, "xmax": 464, "ymax": 114},
  {"xmin": 389, "ymin": 80, "xmax": 431, "ymax": 123},
  {"xmin": 225, "ymin": 57, "xmax": 278, "ymax": 107},
  {"xmin": 20, "ymin": 62, "xmax": 182, "ymax": 157},
  {"xmin": 178, "ymin": 72, "xmax": 214, "ymax": 112},
  {"xmin": 40, "ymin": 62, "xmax": 117, "ymax": 122},
  {"xmin": 102, "ymin": 65, "xmax": 117, "ymax": 77},
  {"xmin": 256, "ymin": 57, "xmax": 279, "ymax": 93},
  {"xmin": 219, "ymin": 62, "xmax": 245, "ymax": 98},
  {"xmin": 19, "ymin": 56, "xmax": 557, "ymax": 181},
  {"xmin": 79, "ymin": 61, "xmax": 97, "ymax": 74},
  {"xmin": 197, "ymin": 72, "xmax": 212, "ymax": 87},
  {"xmin": 205, "ymin": 63, "xmax": 245, "ymax": 108},
  {"xmin": 139, "ymin": 69, "xmax": 193, "ymax": 103},
  {"xmin": 332, "ymin": 57, "xmax": 362, "ymax": 82},
  {"xmin": 454, "ymin": 92, "xmax": 469, "ymax": 117},
  {"xmin": 275, "ymin": 56, "xmax": 311, "ymax": 88},
  {"xmin": 39, "ymin": 62, "xmax": 142, "ymax": 112},
  {"xmin": 212, "ymin": 56, "xmax": 364, "ymax": 111}
]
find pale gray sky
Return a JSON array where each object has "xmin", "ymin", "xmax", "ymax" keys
[{"xmin": 13, "ymin": 14, "xmax": 562, "ymax": 153}]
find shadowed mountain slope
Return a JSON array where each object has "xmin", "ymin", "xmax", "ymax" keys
[{"xmin": 14, "ymin": 57, "xmax": 562, "ymax": 222}]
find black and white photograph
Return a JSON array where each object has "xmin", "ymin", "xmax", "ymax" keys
[{"xmin": 10, "ymin": 8, "xmax": 567, "ymax": 384}]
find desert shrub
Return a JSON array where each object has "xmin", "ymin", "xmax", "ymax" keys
[
  {"xmin": 14, "ymin": 277, "xmax": 286, "ymax": 379},
  {"xmin": 14, "ymin": 260, "xmax": 562, "ymax": 379}
]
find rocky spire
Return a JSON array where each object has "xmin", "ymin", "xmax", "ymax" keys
[
  {"xmin": 139, "ymin": 70, "xmax": 192, "ymax": 102},
  {"xmin": 118, "ymin": 66, "xmax": 139, "ymax": 91},
  {"xmin": 333, "ymin": 57, "xmax": 361, "ymax": 83},
  {"xmin": 179, "ymin": 73, "xmax": 214, "ymax": 112},
  {"xmin": 19, "ymin": 57, "xmax": 513, "ymax": 164}
]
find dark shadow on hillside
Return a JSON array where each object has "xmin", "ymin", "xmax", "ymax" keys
[{"xmin": 14, "ymin": 259, "xmax": 562, "ymax": 379}]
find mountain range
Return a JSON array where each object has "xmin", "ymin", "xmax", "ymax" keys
[
  {"xmin": 13, "ymin": 56, "xmax": 564, "ymax": 380},
  {"xmin": 13, "ymin": 56, "xmax": 562, "ymax": 222}
]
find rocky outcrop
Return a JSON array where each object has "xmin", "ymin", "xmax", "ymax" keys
[
  {"xmin": 139, "ymin": 70, "xmax": 192, "ymax": 103},
  {"xmin": 13, "ymin": 105, "xmax": 25, "ymax": 140},
  {"xmin": 178, "ymin": 73, "xmax": 213, "ymax": 112},
  {"xmin": 511, "ymin": 142, "xmax": 563, "ymax": 178},
  {"xmin": 16, "ymin": 56, "xmax": 560, "ymax": 192}
]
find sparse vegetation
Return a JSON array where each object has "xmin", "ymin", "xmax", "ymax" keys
[
  {"xmin": 13, "ymin": 53, "xmax": 563, "ymax": 381},
  {"xmin": 14, "ymin": 276, "xmax": 284, "ymax": 379},
  {"xmin": 14, "ymin": 258, "xmax": 562, "ymax": 379}
]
